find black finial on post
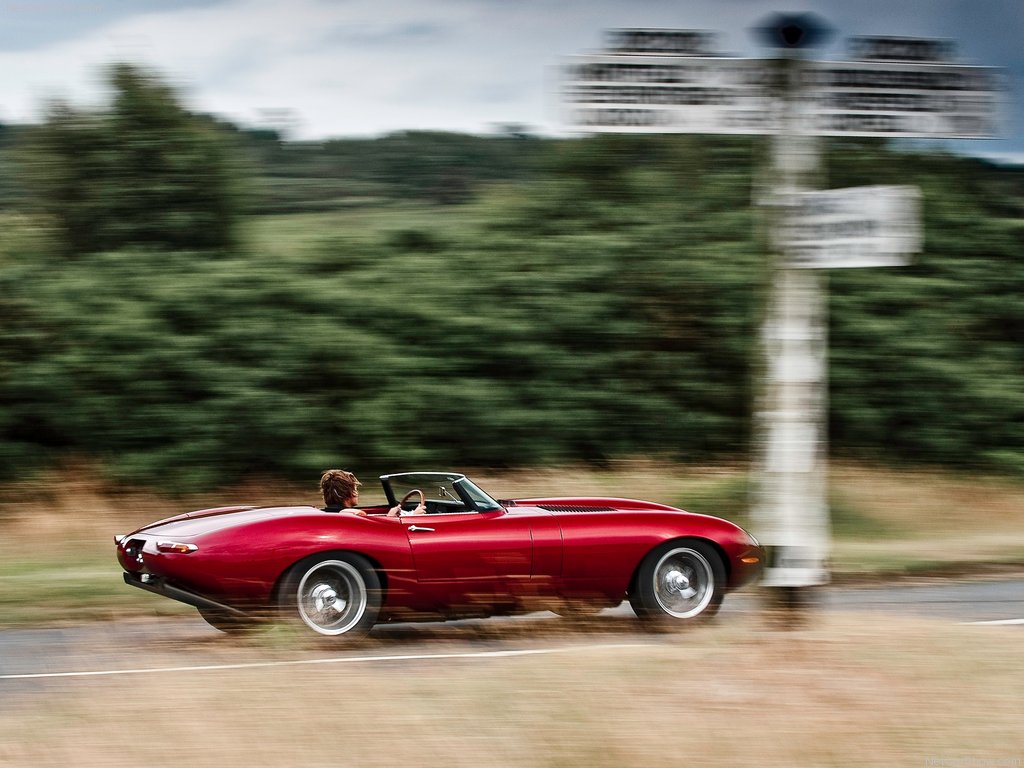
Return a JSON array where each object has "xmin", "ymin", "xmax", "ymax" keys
[{"xmin": 754, "ymin": 12, "xmax": 833, "ymax": 49}]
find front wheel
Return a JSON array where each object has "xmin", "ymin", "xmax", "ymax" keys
[
  {"xmin": 278, "ymin": 553, "xmax": 381, "ymax": 639},
  {"xmin": 629, "ymin": 540, "xmax": 725, "ymax": 626}
]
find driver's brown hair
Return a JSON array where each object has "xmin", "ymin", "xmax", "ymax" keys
[{"xmin": 320, "ymin": 469, "xmax": 361, "ymax": 506}]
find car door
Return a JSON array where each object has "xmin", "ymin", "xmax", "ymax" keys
[{"xmin": 402, "ymin": 509, "xmax": 534, "ymax": 610}]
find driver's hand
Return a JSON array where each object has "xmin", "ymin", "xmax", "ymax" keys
[
  {"xmin": 387, "ymin": 505, "xmax": 401, "ymax": 517},
  {"xmin": 411, "ymin": 503, "xmax": 426, "ymax": 516}
]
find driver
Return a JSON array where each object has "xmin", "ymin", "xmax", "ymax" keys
[{"xmin": 320, "ymin": 469, "xmax": 425, "ymax": 516}]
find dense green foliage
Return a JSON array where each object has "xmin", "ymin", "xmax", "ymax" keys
[
  {"xmin": 238, "ymin": 126, "xmax": 547, "ymax": 212},
  {"xmin": 825, "ymin": 144, "xmax": 1024, "ymax": 472},
  {"xmin": 1, "ymin": 75, "xmax": 1023, "ymax": 488},
  {"xmin": 21, "ymin": 64, "xmax": 241, "ymax": 256}
]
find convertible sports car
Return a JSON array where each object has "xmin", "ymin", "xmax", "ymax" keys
[{"xmin": 116, "ymin": 472, "xmax": 763, "ymax": 638}]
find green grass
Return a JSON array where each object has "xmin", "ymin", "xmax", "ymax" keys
[
  {"xmin": 0, "ymin": 554, "xmax": 191, "ymax": 624},
  {"xmin": 828, "ymin": 496, "xmax": 905, "ymax": 538},
  {"xmin": 241, "ymin": 196, "xmax": 499, "ymax": 259}
]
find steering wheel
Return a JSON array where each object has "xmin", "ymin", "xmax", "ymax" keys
[{"xmin": 398, "ymin": 489, "xmax": 425, "ymax": 515}]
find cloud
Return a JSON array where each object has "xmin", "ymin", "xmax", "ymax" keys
[
  {"xmin": 0, "ymin": 0, "xmax": 223, "ymax": 52},
  {"xmin": 0, "ymin": 0, "xmax": 1017, "ymax": 150},
  {"xmin": 0, "ymin": 0, "xmax": 556, "ymax": 134}
]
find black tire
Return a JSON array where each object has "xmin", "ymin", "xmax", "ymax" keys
[
  {"xmin": 277, "ymin": 553, "xmax": 381, "ymax": 639},
  {"xmin": 197, "ymin": 606, "xmax": 257, "ymax": 634},
  {"xmin": 628, "ymin": 539, "xmax": 725, "ymax": 626}
]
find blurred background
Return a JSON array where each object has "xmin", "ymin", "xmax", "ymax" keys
[
  {"xmin": 1, "ymin": 69, "xmax": 1022, "ymax": 489},
  {"xmin": 1, "ymin": 3, "xmax": 1023, "ymax": 766},
  {"xmin": 0, "ymin": 0, "xmax": 1021, "ymax": 493},
  {"xmin": 0, "ymin": 0, "xmax": 1020, "ymax": 573}
]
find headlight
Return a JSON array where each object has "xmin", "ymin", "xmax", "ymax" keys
[{"xmin": 155, "ymin": 541, "xmax": 199, "ymax": 554}]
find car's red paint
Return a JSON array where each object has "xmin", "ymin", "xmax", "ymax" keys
[{"xmin": 116, "ymin": 472, "xmax": 762, "ymax": 633}]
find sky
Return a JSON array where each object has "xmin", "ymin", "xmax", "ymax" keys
[{"xmin": 0, "ymin": 0, "xmax": 1020, "ymax": 161}]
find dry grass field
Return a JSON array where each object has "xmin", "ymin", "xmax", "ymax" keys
[
  {"xmin": 0, "ymin": 613, "xmax": 1021, "ymax": 767},
  {"xmin": 826, "ymin": 464, "xmax": 1024, "ymax": 575}
]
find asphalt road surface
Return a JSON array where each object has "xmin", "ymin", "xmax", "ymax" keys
[
  {"xmin": 825, "ymin": 578, "xmax": 1024, "ymax": 624},
  {"xmin": 0, "ymin": 578, "xmax": 1021, "ymax": 682}
]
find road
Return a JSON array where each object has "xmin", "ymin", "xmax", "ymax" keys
[
  {"xmin": 825, "ymin": 578, "xmax": 1024, "ymax": 624},
  {"xmin": 0, "ymin": 578, "xmax": 1020, "ymax": 681}
]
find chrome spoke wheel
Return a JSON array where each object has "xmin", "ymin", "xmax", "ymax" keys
[
  {"xmin": 296, "ymin": 560, "xmax": 368, "ymax": 635},
  {"xmin": 652, "ymin": 547, "xmax": 714, "ymax": 619}
]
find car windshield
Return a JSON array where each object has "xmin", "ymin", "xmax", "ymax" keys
[
  {"xmin": 454, "ymin": 477, "xmax": 502, "ymax": 512},
  {"xmin": 382, "ymin": 473, "xmax": 502, "ymax": 512}
]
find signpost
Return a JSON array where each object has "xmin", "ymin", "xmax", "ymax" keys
[
  {"xmin": 559, "ymin": 17, "xmax": 1003, "ymax": 607},
  {"xmin": 802, "ymin": 59, "xmax": 1002, "ymax": 138},
  {"xmin": 561, "ymin": 56, "xmax": 776, "ymax": 134},
  {"xmin": 562, "ymin": 28, "xmax": 1003, "ymax": 137},
  {"xmin": 775, "ymin": 185, "xmax": 922, "ymax": 269},
  {"xmin": 758, "ymin": 41, "xmax": 830, "ymax": 598}
]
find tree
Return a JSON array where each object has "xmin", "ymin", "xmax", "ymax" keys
[{"xmin": 23, "ymin": 63, "xmax": 241, "ymax": 256}]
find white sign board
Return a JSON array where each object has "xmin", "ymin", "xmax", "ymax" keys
[
  {"xmin": 561, "ymin": 55, "xmax": 776, "ymax": 134},
  {"xmin": 800, "ymin": 61, "xmax": 1003, "ymax": 138},
  {"xmin": 775, "ymin": 185, "xmax": 922, "ymax": 268},
  {"xmin": 560, "ymin": 32, "xmax": 1004, "ymax": 139}
]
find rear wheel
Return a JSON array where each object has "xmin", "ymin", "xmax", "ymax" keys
[
  {"xmin": 278, "ymin": 553, "xmax": 381, "ymax": 639},
  {"xmin": 629, "ymin": 540, "xmax": 725, "ymax": 626}
]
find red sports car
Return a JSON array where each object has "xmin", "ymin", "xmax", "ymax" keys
[{"xmin": 116, "ymin": 471, "xmax": 762, "ymax": 638}]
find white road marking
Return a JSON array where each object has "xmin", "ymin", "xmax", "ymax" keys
[
  {"xmin": 0, "ymin": 642, "xmax": 651, "ymax": 681},
  {"xmin": 961, "ymin": 618, "xmax": 1024, "ymax": 626}
]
